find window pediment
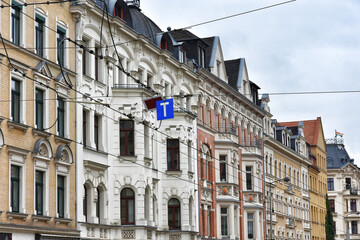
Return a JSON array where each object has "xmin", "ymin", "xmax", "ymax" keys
[
  {"xmin": 7, "ymin": 145, "xmax": 29, "ymax": 164},
  {"xmin": 34, "ymin": 61, "xmax": 53, "ymax": 80}
]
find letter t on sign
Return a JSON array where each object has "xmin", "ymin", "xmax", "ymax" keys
[{"xmin": 156, "ymin": 99, "xmax": 174, "ymax": 120}]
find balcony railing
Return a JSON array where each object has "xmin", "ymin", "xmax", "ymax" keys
[
  {"xmin": 351, "ymin": 187, "xmax": 359, "ymax": 195},
  {"xmin": 114, "ymin": 83, "xmax": 148, "ymax": 89}
]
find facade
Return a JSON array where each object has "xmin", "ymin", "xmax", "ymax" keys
[
  {"xmin": 71, "ymin": 1, "xmax": 200, "ymax": 239},
  {"xmin": 326, "ymin": 138, "xmax": 360, "ymax": 239},
  {"xmin": 262, "ymin": 112, "xmax": 312, "ymax": 240},
  {"xmin": 0, "ymin": 0, "xmax": 78, "ymax": 238},
  {"xmin": 170, "ymin": 32, "xmax": 266, "ymax": 239}
]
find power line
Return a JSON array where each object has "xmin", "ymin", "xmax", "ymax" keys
[
  {"xmin": 178, "ymin": 0, "xmax": 297, "ymax": 30},
  {"xmin": 1, "ymin": 0, "xmax": 75, "ymax": 8}
]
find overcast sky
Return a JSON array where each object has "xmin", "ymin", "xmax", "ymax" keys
[{"xmin": 141, "ymin": 0, "xmax": 360, "ymax": 163}]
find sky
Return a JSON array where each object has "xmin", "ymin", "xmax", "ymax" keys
[{"xmin": 140, "ymin": 0, "xmax": 360, "ymax": 163}]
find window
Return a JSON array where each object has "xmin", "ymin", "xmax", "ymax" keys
[
  {"xmin": 167, "ymin": 139, "xmax": 180, "ymax": 171},
  {"xmin": 346, "ymin": 178, "xmax": 351, "ymax": 190},
  {"xmin": 95, "ymin": 45, "xmax": 101, "ymax": 81},
  {"xmin": 179, "ymin": 46, "xmax": 186, "ymax": 63},
  {"xmin": 168, "ymin": 198, "xmax": 181, "ymax": 230},
  {"xmin": 327, "ymin": 178, "xmax": 334, "ymax": 191},
  {"xmin": 94, "ymin": 115, "xmax": 99, "ymax": 151},
  {"xmin": 161, "ymin": 38, "xmax": 167, "ymax": 50},
  {"xmin": 35, "ymin": 15, "xmax": 45, "ymax": 57},
  {"xmin": 188, "ymin": 141, "xmax": 192, "ymax": 172},
  {"xmin": 11, "ymin": 165, "xmax": 20, "ymax": 212},
  {"xmin": 120, "ymin": 120, "xmax": 134, "ymax": 156},
  {"xmin": 57, "ymin": 98, "xmax": 65, "ymax": 137},
  {"xmin": 352, "ymin": 221, "xmax": 358, "ymax": 234},
  {"xmin": 11, "ymin": 79, "xmax": 21, "ymax": 122},
  {"xmin": 113, "ymin": 5, "xmax": 123, "ymax": 19},
  {"xmin": 35, "ymin": 88, "xmax": 44, "ymax": 130},
  {"xmin": 11, "ymin": 2, "xmax": 21, "ymax": 45},
  {"xmin": 220, "ymin": 155, "xmax": 227, "ymax": 182},
  {"xmin": 246, "ymin": 166, "xmax": 252, "ymax": 190},
  {"xmin": 198, "ymin": 47, "xmax": 205, "ymax": 67},
  {"xmin": 83, "ymin": 110, "xmax": 87, "ymax": 147},
  {"xmin": 329, "ymin": 199, "xmax": 335, "ymax": 212},
  {"xmin": 206, "ymin": 153, "xmax": 211, "ymax": 180},
  {"xmin": 82, "ymin": 39, "xmax": 88, "ymax": 76},
  {"xmin": 248, "ymin": 213, "xmax": 254, "ymax": 239},
  {"xmin": 121, "ymin": 188, "xmax": 135, "ymax": 225},
  {"xmin": 96, "ymin": 187, "xmax": 101, "ymax": 223},
  {"xmin": 57, "ymin": 175, "xmax": 65, "ymax": 218},
  {"xmin": 83, "ymin": 185, "xmax": 88, "ymax": 222},
  {"xmin": 351, "ymin": 199, "xmax": 357, "ymax": 212},
  {"xmin": 35, "ymin": 170, "xmax": 44, "ymax": 215},
  {"xmin": 221, "ymin": 207, "xmax": 228, "ymax": 236},
  {"xmin": 57, "ymin": 27, "xmax": 66, "ymax": 65}
]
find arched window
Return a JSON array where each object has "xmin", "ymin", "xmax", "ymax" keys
[
  {"xmin": 145, "ymin": 187, "xmax": 150, "ymax": 221},
  {"xmin": 83, "ymin": 185, "xmax": 89, "ymax": 222},
  {"xmin": 206, "ymin": 100, "xmax": 211, "ymax": 127},
  {"xmin": 206, "ymin": 152, "xmax": 211, "ymax": 180},
  {"xmin": 121, "ymin": 188, "xmax": 135, "ymax": 225},
  {"xmin": 221, "ymin": 108, "xmax": 226, "ymax": 132},
  {"xmin": 113, "ymin": 5, "xmax": 123, "ymax": 19},
  {"xmin": 189, "ymin": 196, "xmax": 193, "ymax": 230},
  {"xmin": 214, "ymin": 104, "xmax": 219, "ymax": 131},
  {"xmin": 198, "ymin": 96, "xmax": 203, "ymax": 124},
  {"xmin": 274, "ymin": 160, "xmax": 277, "ymax": 177},
  {"xmin": 168, "ymin": 198, "xmax": 181, "ymax": 230},
  {"xmin": 161, "ymin": 37, "xmax": 168, "ymax": 50}
]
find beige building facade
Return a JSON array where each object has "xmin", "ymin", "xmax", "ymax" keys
[{"xmin": 0, "ymin": 0, "xmax": 78, "ymax": 238}]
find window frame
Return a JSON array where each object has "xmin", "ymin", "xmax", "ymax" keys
[
  {"xmin": 57, "ymin": 98, "xmax": 65, "ymax": 137},
  {"xmin": 57, "ymin": 175, "xmax": 65, "ymax": 218},
  {"xmin": 121, "ymin": 188, "xmax": 135, "ymax": 225},
  {"xmin": 247, "ymin": 213, "xmax": 254, "ymax": 239},
  {"xmin": 94, "ymin": 114, "xmax": 99, "ymax": 151},
  {"xmin": 120, "ymin": 120, "xmax": 135, "ymax": 156},
  {"xmin": 11, "ymin": 165, "xmax": 20, "ymax": 213},
  {"xmin": 35, "ymin": 14, "xmax": 45, "ymax": 57},
  {"xmin": 246, "ymin": 166, "xmax": 253, "ymax": 190},
  {"xmin": 35, "ymin": 170, "xmax": 44, "ymax": 215},
  {"xmin": 35, "ymin": 88, "xmax": 44, "ymax": 130},
  {"xmin": 220, "ymin": 207, "xmax": 228, "ymax": 236},
  {"xmin": 56, "ymin": 25, "xmax": 66, "ymax": 66},
  {"xmin": 327, "ymin": 178, "xmax": 334, "ymax": 191},
  {"xmin": 167, "ymin": 139, "xmax": 180, "ymax": 171},
  {"xmin": 168, "ymin": 198, "xmax": 181, "ymax": 230},
  {"xmin": 219, "ymin": 155, "xmax": 227, "ymax": 182},
  {"xmin": 11, "ymin": 1, "xmax": 21, "ymax": 45},
  {"xmin": 11, "ymin": 79, "xmax": 21, "ymax": 123}
]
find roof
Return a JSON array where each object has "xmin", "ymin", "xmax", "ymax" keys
[
  {"xmin": 202, "ymin": 37, "xmax": 215, "ymax": 68},
  {"xmin": 170, "ymin": 29, "xmax": 201, "ymax": 42},
  {"xmin": 278, "ymin": 117, "xmax": 322, "ymax": 146},
  {"xmin": 326, "ymin": 143, "xmax": 355, "ymax": 169},
  {"xmin": 224, "ymin": 58, "xmax": 243, "ymax": 91}
]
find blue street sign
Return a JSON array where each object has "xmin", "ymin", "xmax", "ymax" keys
[{"xmin": 156, "ymin": 99, "xmax": 174, "ymax": 120}]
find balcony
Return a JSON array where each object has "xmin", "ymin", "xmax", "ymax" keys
[
  {"xmin": 351, "ymin": 187, "xmax": 359, "ymax": 195},
  {"xmin": 216, "ymin": 182, "xmax": 239, "ymax": 199},
  {"xmin": 112, "ymin": 83, "xmax": 156, "ymax": 97},
  {"xmin": 173, "ymin": 107, "xmax": 197, "ymax": 120},
  {"xmin": 286, "ymin": 218, "xmax": 295, "ymax": 228}
]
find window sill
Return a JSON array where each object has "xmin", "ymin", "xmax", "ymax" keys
[
  {"xmin": 55, "ymin": 217, "xmax": 72, "ymax": 226},
  {"xmin": 32, "ymin": 128, "xmax": 51, "ymax": 138},
  {"xmin": 32, "ymin": 214, "xmax": 51, "ymax": 223},
  {"xmin": 7, "ymin": 121, "xmax": 29, "ymax": 134},
  {"xmin": 7, "ymin": 211, "xmax": 28, "ymax": 221},
  {"xmin": 166, "ymin": 170, "xmax": 182, "ymax": 176},
  {"xmin": 54, "ymin": 135, "xmax": 72, "ymax": 145},
  {"xmin": 119, "ymin": 155, "xmax": 137, "ymax": 162}
]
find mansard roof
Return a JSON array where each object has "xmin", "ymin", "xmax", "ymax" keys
[{"xmin": 326, "ymin": 143, "xmax": 356, "ymax": 169}]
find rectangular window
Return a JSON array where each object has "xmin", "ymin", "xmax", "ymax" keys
[
  {"xmin": 11, "ymin": 79, "xmax": 21, "ymax": 122},
  {"xmin": 11, "ymin": 2, "xmax": 21, "ymax": 45},
  {"xmin": 57, "ymin": 98, "xmax": 65, "ymax": 137},
  {"xmin": 57, "ymin": 175, "xmax": 65, "ymax": 218},
  {"xmin": 346, "ymin": 178, "xmax": 351, "ymax": 190},
  {"xmin": 35, "ymin": 170, "xmax": 44, "ymax": 215},
  {"xmin": 221, "ymin": 207, "xmax": 228, "ymax": 236},
  {"xmin": 219, "ymin": 155, "xmax": 227, "ymax": 182},
  {"xmin": 351, "ymin": 199, "xmax": 357, "ymax": 212},
  {"xmin": 167, "ymin": 139, "xmax": 180, "ymax": 171},
  {"xmin": 352, "ymin": 221, "xmax": 358, "ymax": 234},
  {"xmin": 329, "ymin": 199, "xmax": 335, "ymax": 212},
  {"xmin": 248, "ymin": 213, "xmax": 254, "ymax": 239},
  {"xmin": 35, "ymin": 15, "xmax": 45, "ymax": 57},
  {"xmin": 327, "ymin": 178, "xmax": 334, "ymax": 191},
  {"xmin": 120, "ymin": 120, "xmax": 134, "ymax": 156},
  {"xmin": 95, "ymin": 45, "xmax": 100, "ymax": 81},
  {"xmin": 57, "ymin": 27, "xmax": 66, "ymax": 65},
  {"xmin": 83, "ymin": 110, "xmax": 87, "ymax": 147},
  {"xmin": 179, "ymin": 46, "xmax": 186, "ymax": 63},
  {"xmin": 94, "ymin": 115, "xmax": 99, "ymax": 151},
  {"xmin": 82, "ymin": 39, "xmax": 88, "ymax": 76},
  {"xmin": 11, "ymin": 165, "xmax": 20, "ymax": 213},
  {"xmin": 246, "ymin": 166, "xmax": 252, "ymax": 190},
  {"xmin": 35, "ymin": 88, "xmax": 44, "ymax": 130},
  {"xmin": 198, "ymin": 47, "xmax": 205, "ymax": 67}
]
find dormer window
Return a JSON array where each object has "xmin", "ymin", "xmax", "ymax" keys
[
  {"xmin": 179, "ymin": 46, "xmax": 186, "ymax": 63},
  {"xmin": 161, "ymin": 38, "xmax": 167, "ymax": 50},
  {"xmin": 114, "ymin": 6, "xmax": 123, "ymax": 19},
  {"xmin": 282, "ymin": 133, "xmax": 285, "ymax": 144},
  {"xmin": 198, "ymin": 47, "xmax": 205, "ymax": 68}
]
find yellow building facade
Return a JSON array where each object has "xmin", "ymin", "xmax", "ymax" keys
[
  {"xmin": 0, "ymin": 0, "xmax": 78, "ymax": 238},
  {"xmin": 264, "ymin": 119, "xmax": 312, "ymax": 240}
]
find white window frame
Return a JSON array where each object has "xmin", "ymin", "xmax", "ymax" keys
[
  {"xmin": 10, "ymin": 71, "xmax": 26, "ymax": 124},
  {"xmin": 10, "ymin": 0, "xmax": 26, "ymax": 47},
  {"xmin": 55, "ymin": 20, "xmax": 69, "ymax": 68},
  {"xmin": 34, "ymin": 85, "xmax": 49, "ymax": 130},
  {"xmin": 34, "ymin": 7, "xmax": 48, "ymax": 59}
]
